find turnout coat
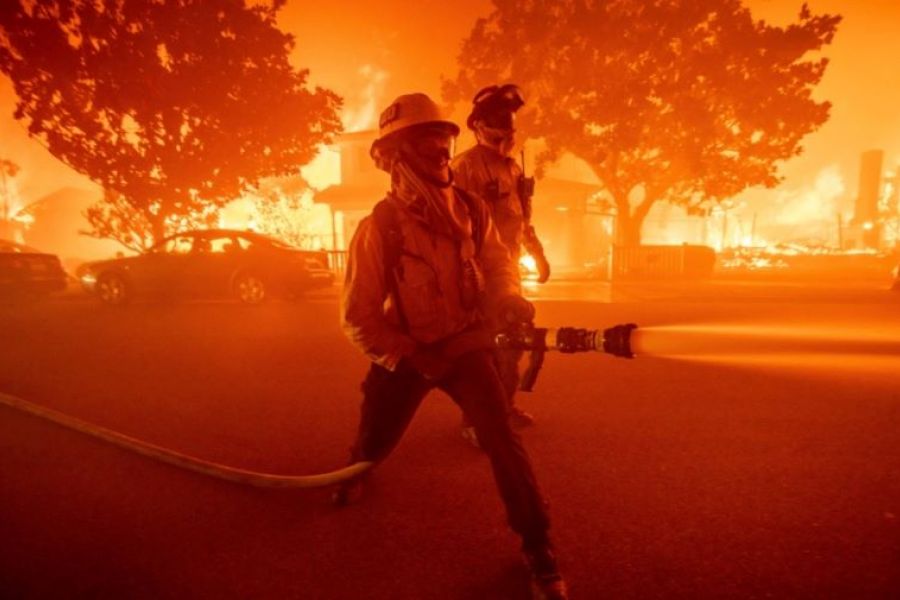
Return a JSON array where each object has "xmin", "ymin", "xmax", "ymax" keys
[{"xmin": 341, "ymin": 189, "xmax": 519, "ymax": 371}]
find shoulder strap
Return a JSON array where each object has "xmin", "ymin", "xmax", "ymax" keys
[
  {"xmin": 373, "ymin": 198, "xmax": 403, "ymax": 279},
  {"xmin": 372, "ymin": 198, "xmax": 409, "ymax": 332}
]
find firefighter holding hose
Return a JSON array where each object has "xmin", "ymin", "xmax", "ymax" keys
[{"xmin": 335, "ymin": 92, "xmax": 568, "ymax": 600}]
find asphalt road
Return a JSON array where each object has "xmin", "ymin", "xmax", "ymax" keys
[{"xmin": 1, "ymin": 283, "xmax": 898, "ymax": 599}]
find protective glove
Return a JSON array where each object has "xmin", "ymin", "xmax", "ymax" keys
[
  {"xmin": 533, "ymin": 251, "xmax": 551, "ymax": 284},
  {"xmin": 402, "ymin": 347, "xmax": 452, "ymax": 381},
  {"xmin": 498, "ymin": 294, "xmax": 536, "ymax": 325},
  {"xmin": 523, "ymin": 226, "xmax": 551, "ymax": 283}
]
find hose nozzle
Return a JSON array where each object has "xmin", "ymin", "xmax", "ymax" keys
[
  {"xmin": 499, "ymin": 321, "xmax": 638, "ymax": 392},
  {"xmin": 601, "ymin": 323, "xmax": 638, "ymax": 358},
  {"xmin": 549, "ymin": 323, "xmax": 637, "ymax": 357}
]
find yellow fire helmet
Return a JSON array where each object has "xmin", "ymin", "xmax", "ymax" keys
[{"xmin": 370, "ymin": 93, "xmax": 460, "ymax": 172}]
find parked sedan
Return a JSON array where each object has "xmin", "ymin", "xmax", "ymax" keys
[
  {"xmin": 0, "ymin": 239, "xmax": 68, "ymax": 299},
  {"xmin": 77, "ymin": 230, "xmax": 334, "ymax": 305}
]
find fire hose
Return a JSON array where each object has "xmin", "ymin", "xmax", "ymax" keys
[
  {"xmin": 0, "ymin": 390, "xmax": 373, "ymax": 488},
  {"xmin": 0, "ymin": 322, "xmax": 638, "ymax": 488}
]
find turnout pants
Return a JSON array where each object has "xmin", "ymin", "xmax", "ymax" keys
[
  {"xmin": 461, "ymin": 347, "xmax": 524, "ymax": 428},
  {"xmin": 350, "ymin": 349, "xmax": 551, "ymax": 547},
  {"xmin": 494, "ymin": 347, "xmax": 525, "ymax": 407}
]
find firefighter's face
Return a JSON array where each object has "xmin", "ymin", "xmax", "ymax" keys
[
  {"xmin": 403, "ymin": 128, "xmax": 454, "ymax": 184},
  {"xmin": 478, "ymin": 124, "xmax": 516, "ymax": 156},
  {"xmin": 490, "ymin": 128, "xmax": 516, "ymax": 156}
]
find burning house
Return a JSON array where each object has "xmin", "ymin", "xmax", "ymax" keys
[
  {"xmin": 16, "ymin": 186, "xmax": 121, "ymax": 270},
  {"xmin": 528, "ymin": 178, "xmax": 614, "ymax": 277},
  {"xmin": 312, "ymin": 130, "xmax": 388, "ymax": 254}
]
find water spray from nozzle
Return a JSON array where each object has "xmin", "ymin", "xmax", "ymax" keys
[
  {"xmin": 626, "ymin": 322, "xmax": 900, "ymax": 377},
  {"xmin": 629, "ymin": 323, "xmax": 900, "ymax": 359}
]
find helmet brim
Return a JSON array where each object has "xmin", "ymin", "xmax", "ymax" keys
[{"xmin": 371, "ymin": 120, "xmax": 459, "ymax": 159}]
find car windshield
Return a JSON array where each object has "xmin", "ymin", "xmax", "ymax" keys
[
  {"xmin": 148, "ymin": 235, "xmax": 194, "ymax": 255},
  {"xmin": 147, "ymin": 231, "xmax": 297, "ymax": 254}
]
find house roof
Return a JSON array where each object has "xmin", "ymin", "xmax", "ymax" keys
[
  {"xmin": 19, "ymin": 186, "xmax": 100, "ymax": 217},
  {"xmin": 314, "ymin": 183, "xmax": 386, "ymax": 212}
]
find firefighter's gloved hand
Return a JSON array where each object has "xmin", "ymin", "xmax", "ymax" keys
[
  {"xmin": 523, "ymin": 225, "xmax": 551, "ymax": 284},
  {"xmin": 403, "ymin": 348, "xmax": 452, "ymax": 381},
  {"xmin": 498, "ymin": 294, "xmax": 536, "ymax": 325},
  {"xmin": 533, "ymin": 252, "xmax": 551, "ymax": 284}
]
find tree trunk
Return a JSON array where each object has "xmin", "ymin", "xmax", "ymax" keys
[
  {"xmin": 615, "ymin": 211, "xmax": 643, "ymax": 247},
  {"xmin": 614, "ymin": 191, "xmax": 657, "ymax": 247},
  {"xmin": 149, "ymin": 212, "xmax": 167, "ymax": 248}
]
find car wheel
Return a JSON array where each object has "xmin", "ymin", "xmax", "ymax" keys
[
  {"xmin": 96, "ymin": 273, "xmax": 129, "ymax": 305},
  {"xmin": 234, "ymin": 272, "xmax": 266, "ymax": 304}
]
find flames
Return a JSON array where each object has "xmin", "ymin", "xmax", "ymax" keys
[
  {"xmin": 342, "ymin": 64, "xmax": 388, "ymax": 133},
  {"xmin": 1, "ymin": 175, "xmax": 24, "ymax": 219},
  {"xmin": 0, "ymin": 172, "xmax": 32, "ymax": 245},
  {"xmin": 773, "ymin": 166, "xmax": 845, "ymax": 227},
  {"xmin": 519, "ymin": 253, "xmax": 538, "ymax": 274},
  {"xmin": 300, "ymin": 145, "xmax": 341, "ymax": 191},
  {"xmin": 702, "ymin": 166, "xmax": 849, "ymax": 252},
  {"xmin": 296, "ymin": 65, "xmax": 388, "ymax": 193},
  {"xmin": 219, "ymin": 65, "xmax": 390, "ymax": 249}
]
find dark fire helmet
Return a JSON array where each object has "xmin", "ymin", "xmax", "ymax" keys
[{"xmin": 466, "ymin": 84, "xmax": 526, "ymax": 131}]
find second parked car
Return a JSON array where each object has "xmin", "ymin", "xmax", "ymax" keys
[
  {"xmin": 77, "ymin": 229, "xmax": 334, "ymax": 305},
  {"xmin": 0, "ymin": 239, "xmax": 68, "ymax": 300}
]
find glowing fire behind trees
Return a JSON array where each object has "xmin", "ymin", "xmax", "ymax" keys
[
  {"xmin": 0, "ymin": 157, "xmax": 25, "ymax": 240},
  {"xmin": 445, "ymin": 0, "xmax": 842, "ymax": 247},
  {"xmin": 0, "ymin": 157, "xmax": 21, "ymax": 219},
  {"xmin": 0, "ymin": 0, "xmax": 342, "ymax": 252},
  {"xmin": 217, "ymin": 64, "xmax": 389, "ymax": 250}
]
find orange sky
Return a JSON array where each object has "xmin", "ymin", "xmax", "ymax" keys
[{"xmin": 2, "ymin": 0, "xmax": 899, "ymax": 221}]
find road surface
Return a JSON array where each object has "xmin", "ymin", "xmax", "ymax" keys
[{"xmin": 1, "ymin": 281, "xmax": 898, "ymax": 599}]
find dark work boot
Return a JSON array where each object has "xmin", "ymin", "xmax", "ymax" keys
[
  {"xmin": 509, "ymin": 405, "xmax": 536, "ymax": 428},
  {"xmin": 523, "ymin": 544, "xmax": 568, "ymax": 600}
]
